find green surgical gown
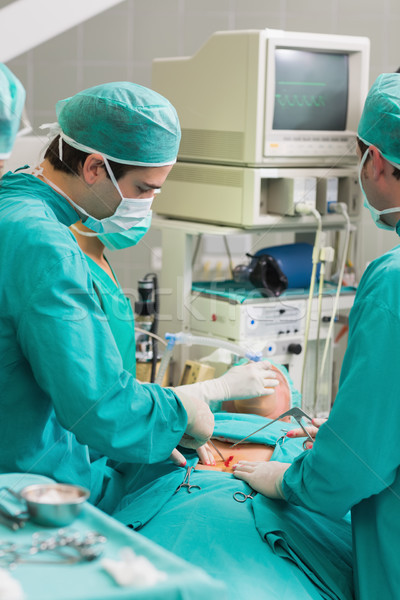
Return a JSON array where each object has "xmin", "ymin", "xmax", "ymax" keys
[
  {"xmin": 282, "ymin": 223, "xmax": 400, "ymax": 599},
  {"xmin": 85, "ymin": 256, "xmax": 136, "ymax": 376},
  {"xmin": 0, "ymin": 171, "xmax": 187, "ymax": 503}
]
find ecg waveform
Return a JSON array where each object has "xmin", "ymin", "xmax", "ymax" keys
[{"xmin": 275, "ymin": 94, "xmax": 326, "ymax": 108}]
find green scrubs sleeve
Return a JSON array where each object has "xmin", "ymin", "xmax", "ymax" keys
[
  {"xmin": 283, "ymin": 291, "xmax": 400, "ymax": 520},
  {"xmin": 17, "ymin": 252, "xmax": 187, "ymax": 464}
]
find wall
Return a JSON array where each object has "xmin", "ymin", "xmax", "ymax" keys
[{"xmin": 2, "ymin": 0, "xmax": 400, "ymax": 293}]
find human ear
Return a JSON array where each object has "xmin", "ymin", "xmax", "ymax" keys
[
  {"xmin": 369, "ymin": 146, "xmax": 385, "ymax": 179},
  {"xmin": 81, "ymin": 154, "xmax": 106, "ymax": 184}
]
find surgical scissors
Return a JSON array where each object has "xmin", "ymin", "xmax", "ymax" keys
[
  {"xmin": 230, "ymin": 407, "xmax": 314, "ymax": 449},
  {"xmin": 233, "ymin": 489, "xmax": 258, "ymax": 503},
  {"xmin": 175, "ymin": 467, "xmax": 201, "ymax": 494}
]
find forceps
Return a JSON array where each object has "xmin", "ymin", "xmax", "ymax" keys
[
  {"xmin": 175, "ymin": 467, "xmax": 201, "ymax": 494},
  {"xmin": 230, "ymin": 407, "xmax": 314, "ymax": 449},
  {"xmin": 233, "ymin": 489, "xmax": 258, "ymax": 503}
]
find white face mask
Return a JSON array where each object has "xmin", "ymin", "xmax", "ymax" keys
[
  {"xmin": 359, "ymin": 148, "xmax": 400, "ymax": 231},
  {"xmin": 30, "ymin": 158, "xmax": 159, "ymax": 235}
]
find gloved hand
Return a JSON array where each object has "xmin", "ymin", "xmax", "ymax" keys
[
  {"xmin": 286, "ymin": 417, "xmax": 327, "ymax": 449},
  {"xmin": 173, "ymin": 361, "xmax": 279, "ymax": 405},
  {"xmin": 233, "ymin": 460, "xmax": 290, "ymax": 499},
  {"xmin": 172, "ymin": 388, "xmax": 214, "ymax": 449},
  {"xmin": 169, "ymin": 443, "xmax": 216, "ymax": 467}
]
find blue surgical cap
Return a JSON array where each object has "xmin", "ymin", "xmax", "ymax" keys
[
  {"xmin": 0, "ymin": 64, "xmax": 26, "ymax": 159},
  {"xmin": 55, "ymin": 82, "xmax": 181, "ymax": 166},
  {"xmin": 358, "ymin": 73, "xmax": 400, "ymax": 166}
]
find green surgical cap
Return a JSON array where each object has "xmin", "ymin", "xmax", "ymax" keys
[
  {"xmin": 358, "ymin": 73, "xmax": 400, "ymax": 166},
  {"xmin": 55, "ymin": 82, "xmax": 181, "ymax": 166},
  {"xmin": 0, "ymin": 64, "xmax": 26, "ymax": 160}
]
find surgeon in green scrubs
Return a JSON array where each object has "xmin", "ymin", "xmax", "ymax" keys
[
  {"xmin": 0, "ymin": 82, "xmax": 216, "ymax": 506},
  {"xmin": 0, "ymin": 63, "xmax": 26, "ymax": 175},
  {"xmin": 233, "ymin": 73, "xmax": 400, "ymax": 599},
  {"xmin": 0, "ymin": 82, "xmax": 278, "ymax": 511}
]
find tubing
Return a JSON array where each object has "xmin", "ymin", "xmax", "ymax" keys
[{"xmin": 154, "ymin": 331, "xmax": 262, "ymax": 386}]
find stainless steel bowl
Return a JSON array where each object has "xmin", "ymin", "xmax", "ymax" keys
[{"xmin": 20, "ymin": 483, "xmax": 90, "ymax": 527}]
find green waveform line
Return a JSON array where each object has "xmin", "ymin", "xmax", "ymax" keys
[
  {"xmin": 277, "ymin": 81, "xmax": 327, "ymax": 86},
  {"xmin": 275, "ymin": 94, "xmax": 326, "ymax": 108}
]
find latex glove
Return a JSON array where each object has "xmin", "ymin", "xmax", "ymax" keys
[
  {"xmin": 169, "ymin": 444, "xmax": 216, "ymax": 467},
  {"xmin": 173, "ymin": 361, "xmax": 279, "ymax": 404},
  {"xmin": 233, "ymin": 460, "xmax": 290, "ymax": 499},
  {"xmin": 172, "ymin": 388, "xmax": 214, "ymax": 449},
  {"xmin": 286, "ymin": 417, "xmax": 327, "ymax": 449}
]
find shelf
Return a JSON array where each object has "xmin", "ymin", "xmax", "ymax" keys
[{"xmin": 152, "ymin": 213, "xmax": 358, "ymax": 236}]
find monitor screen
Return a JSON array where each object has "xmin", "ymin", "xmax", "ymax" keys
[{"xmin": 273, "ymin": 49, "xmax": 349, "ymax": 131}]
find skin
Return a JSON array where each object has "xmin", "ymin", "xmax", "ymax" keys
[
  {"xmin": 357, "ymin": 144, "xmax": 400, "ymax": 227},
  {"xmin": 195, "ymin": 367, "xmax": 291, "ymax": 471},
  {"xmin": 71, "ymin": 221, "xmax": 116, "ymax": 284},
  {"xmin": 39, "ymin": 156, "xmax": 172, "ymax": 221},
  {"xmin": 231, "ymin": 365, "xmax": 291, "ymax": 420}
]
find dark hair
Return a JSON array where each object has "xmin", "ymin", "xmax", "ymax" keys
[
  {"xmin": 44, "ymin": 135, "xmax": 137, "ymax": 180},
  {"xmin": 357, "ymin": 137, "xmax": 400, "ymax": 181}
]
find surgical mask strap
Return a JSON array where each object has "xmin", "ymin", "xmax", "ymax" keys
[
  {"xmin": 102, "ymin": 157, "xmax": 124, "ymax": 199},
  {"xmin": 70, "ymin": 225, "xmax": 99, "ymax": 238}
]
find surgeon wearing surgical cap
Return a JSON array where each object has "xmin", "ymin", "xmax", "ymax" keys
[
  {"xmin": 0, "ymin": 81, "xmax": 278, "ymax": 517},
  {"xmin": 234, "ymin": 73, "xmax": 400, "ymax": 600},
  {"xmin": 0, "ymin": 63, "xmax": 25, "ymax": 174}
]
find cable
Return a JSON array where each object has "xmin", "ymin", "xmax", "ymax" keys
[
  {"xmin": 147, "ymin": 273, "xmax": 159, "ymax": 384},
  {"xmin": 134, "ymin": 326, "xmax": 167, "ymax": 347},
  {"xmin": 191, "ymin": 233, "xmax": 203, "ymax": 268},
  {"xmin": 294, "ymin": 203, "xmax": 323, "ymax": 401},
  {"xmin": 316, "ymin": 203, "xmax": 351, "ymax": 408},
  {"xmin": 314, "ymin": 256, "xmax": 325, "ymax": 406},
  {"xmin": 223, "ymin": 236, "xmax": 234, "ymax": 278}
]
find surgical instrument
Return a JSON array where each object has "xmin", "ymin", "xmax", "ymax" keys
[
  {"xmin": 208, "ymin": 439, "xmax": 226, "ymax": 462},
  {"xmin": 233, "ymin": 489, "xmax": 258, "ymax": 503},
  {"xmin": 230, "ymin": 407, "xmax": 314, "ymax": 448},
  {"xmin": 175, "ymin": 467, "xmax": 201, "ymax": 494},
  {"xmin": 0, "ymin": 529, "xmax": 107, "ymax": 569}
]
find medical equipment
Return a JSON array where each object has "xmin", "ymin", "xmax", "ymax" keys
[
  {"xmin": 175, "ymin": 467, "xmax": 201, "ymax": 494},
  {"xmin": 178, "ymin": 360, "xmax": 215, "ymax": 385},
  {"xmin": 208, "ymin": 440, "xmax": 226, "ymax": 462},
  {"xmin": 230, "ymin": 407, "xmax": 314, "ymax": 449},
  {"xmin": 233, "ymin": 489, "xmax": 259, "ymax": 503},
  {"xmin": 155, "ymin": 331, "xmax": 262, "ymax": 386},
  {"xmin": 152, "ymin": 164, "xmax": 361, "ymax": 227},
  {"xmin": 0, "ymin": 484, "xmax": 90, "ymax": 528},
  {"xmin": 234, "ymin": 242, "xmax": 318, "ymax": 298},
  {"xmin": 153, "ymin": 29, "xmax": 369, "ymax": 167},
  {"xmin": 315, "ymin": 203, "xmax": 351, "ymax": 411},
  {"xmin": 0, "ymin": 529, "xmax": 106, "ymax": 569},
  {"xmin": 135, "ymin": 274, "xmax": 160, "ymax": 382}
]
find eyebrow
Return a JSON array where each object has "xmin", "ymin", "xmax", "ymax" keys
[{"xmin": 139, "ymin": 182, "xmax": 162, "ymax": 190}]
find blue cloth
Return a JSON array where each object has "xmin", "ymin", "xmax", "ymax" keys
[
  {"xmin": 0, "ymin": 171, "xmax": 187, "ymax": 504},
  {"xmin": 107, "ymin": 413, "xmax": 352, "ymax": 600},
  {"xmin": 283, "ymin": 222, "xmax": 400, "ymax": 599},
  {"xmin": 1, "ymin": 473, "xmax": 226, "ymax": 600},
  {"xmin": 140, "ymin": 471, "xmax": 325, "ymax": 600},
  {"xmin": 253, "ymin": 496, "xmax": 353, "ymax": 600}
]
